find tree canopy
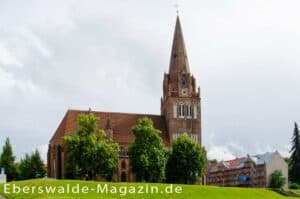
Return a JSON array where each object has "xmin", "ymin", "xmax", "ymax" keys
[
  {"xmin": 19, "ymin": 149, "xmax": 46, "ymax": 180},
  {"xmin": 128, "ymin": 117, "xmax": 167, "ymax": 182},
  {"xmin": 0, "ymin": 137, "xmax": 17, "ymax": 181},
  {"xmin": 290, "ymin": 122, "xmax": 300, "ymax": 184},
  {"xmin": 64, "ymin": 113, "xmax": 119, "ymax": 181},
  {"xmin": 166, "ymin": 134, "xmax": 207, "ymax": 184}
]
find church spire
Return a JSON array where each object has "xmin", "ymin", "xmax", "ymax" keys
[{"xmin": 169, "ymin": 16, "xmax": 190, "ymax": 77}]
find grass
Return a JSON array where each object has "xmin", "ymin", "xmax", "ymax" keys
[
  {"xmin": 290, "ymin": 189, "xmax": 300, "ymax": 195},
  {"xmin": 0, "ymin": 179, "xmax": 299, "ymax": 199}
]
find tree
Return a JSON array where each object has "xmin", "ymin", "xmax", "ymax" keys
[
  {"xmin": 19, "ymin": 149, "xmax": 46, "ymax": 180},
  {"xmin": 0, "ymin": 138, "xmax": 17, "ymax": 181},
  {"xmin": 128, "ymin": 117, "xmax": 166, "ymax": 182},
  {"xmin": 166, "ymin": 134, "xmax": 207, "ymax": 184},
  {"xmin": 64, "ymin": 113, "xmax": 119, "ymax": 181},
  {"xmin": 270, "ymin": 170, "xmax": 286, "ymax": 188},
  {"xmin": 290, "ymin": 122, "xmax": 300, "ymax": 184},
  {"xmin": 209, "ymin": 159, "xmax": 218, "ymax": 164}
]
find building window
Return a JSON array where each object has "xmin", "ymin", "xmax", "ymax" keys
[
  {"xmin": 178, "ymin": 104, "xmax": 185, "ymax": 118},
  {"xmin": 181, "ymin": 76, "xmax": 187, "ymax": 87},
  {"xmin": 184, "ymin": 105, "xmax": 188, "ymax": 116},
  {"xmin": 193, "ymin": 105, "xmax": 197, "ymax": 119},
  {"xmin": 119, "ymin": 147, "xmax": 127, "ymax": 156},
  {"xmin": 177, "ymin": 103, "xmax": 193, "ymax": 118},
  {"xmin": 121, "ymin": 160, "xmax": 126, "ymax": 169},
  {"xmin": 190, "ymin": 134, "xmax": 198, "ymax": 142},
  {"xmin": 173, "ymin": 104, "xmax": 177, "ymax": 118}
]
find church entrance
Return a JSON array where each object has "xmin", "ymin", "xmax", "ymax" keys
[
  {"xmin": 120, "ymin": 160, "xmax": 127, "ymax": 182},
  {"xmin": 121, "ymin": 172, "xmax": 127, "ymax": 182}
]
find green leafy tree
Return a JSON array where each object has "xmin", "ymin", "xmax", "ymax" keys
[
  {"xmin": 270, "ymin": 170, "xmax": 286, "ymax": 188},
  {"xmin": 0, "ymin": 138, "xmax": 17, "ymax": 181},
  {"xmin": 128, "ymin": 117, "xmax": 166, "ymax": 182},
  {"xmin": 166, "ymin": 134, "xmax": 207, "ymax": 184},
  {"xmin": 19, "ymin": 149, "xmax": 46, "ymax": 180},
  {"xmin": 290, "ymin": 122, "xmax": 300, "ymax": 184},
  {"xmin": 64, "ymin": 113, "xmax": 119, "ymax": 181}
]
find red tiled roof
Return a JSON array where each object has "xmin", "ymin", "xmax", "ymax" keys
[
  {"xmin": 50, "ymin": 109, "xmax": 170, "ymax": 147},
  {"xmin": 207, "ymin": 157, "xmax": 249, "ymax": 172}
]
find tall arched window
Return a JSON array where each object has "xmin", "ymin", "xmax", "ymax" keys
[
  {"xmin": 185, "ymin": 105, "xmax": 189, "ymax": 116},
  {"xmin": 119, "ymin": 147, "xmax": 126, "ymax": 156},
  {"xmin": 189, "ymin": 105, "xmax": 193, "ymax": 118},
  {"xmin": 178, "ymin": 104, "xmax": 181, "ymax": 117},
  {"xmin": 178, "ymin": 104, "xmax": 185, "ymax": 118},
  {"xmin": 121, "ymin": 160, "xmax": 126, "ymax": 169}
]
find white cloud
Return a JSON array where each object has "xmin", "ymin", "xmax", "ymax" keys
[
  {"xmin": 36, "ymin": 144, "xmax": 48, "ymax": 163},
  {"xmin": 18, "ymin": 27, "xmax": 52, "ymax": 58},
  {"xmin": 0, "ymin": 44, "xmax": 22, "ymax": 67},
  {"xmin": 207, "ymin": 146, "xmax": 236, "ymax": 161},
  {"xmin": 0, "ymin": 68, "xmax": 15, "ymax": 89}
]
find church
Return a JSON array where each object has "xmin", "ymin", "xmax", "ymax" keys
[{"xmin": 47, "ymin": 16, "xmax": 202, "ymax": 182}]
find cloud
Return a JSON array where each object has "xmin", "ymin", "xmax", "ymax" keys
[
  {"xmin": 17, "ymin": 27, "xmax": 52, "ymax": 58},
  {"xmin": 0, "ymin": 68, "xmax": 15, "ymax": 89},
  {"xmin": 207, "ymin": 146, "xmax": 236, "ymax": 161},
  {"xmin": 36, "ymin": 144, "xmax": 48, "ymax": 163},
  {"xmin": 0, "ymin": 44, "xmax": 22, "ymax": 67},
  {"xmin": 205, "ymin": 131, "xmax": 290, "ymax": 161}
]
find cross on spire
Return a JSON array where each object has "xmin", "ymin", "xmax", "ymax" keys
[{"xmin": 174, "ymin": 3, "xmax": 180, "ymax": 16}]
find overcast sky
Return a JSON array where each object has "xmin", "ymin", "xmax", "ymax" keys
[{"xmin": 0, "ymin": 0, "xmax": 299, "ymax": 162}]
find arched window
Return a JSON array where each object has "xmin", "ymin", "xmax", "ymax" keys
[
  {"xmin": 176, "ymin": 103, "xmax": 196, "ymax": 118},
  {"xmin": 185, "ymin": 105, "xmax": 189, "ymax": 116},
  {"xmin": 178, "ymin": 104, "xmax": 185, "ymax": 118},
  {"xmin": 181, "ymin": 76, "xmax": 187, "ymax": 87},
  {"xmin": 119, "ymin": 147, "xmax": 127, "ymax": 156},
  {"xmin": 178, "ymin": 104, "xmax": 181, "ymax": 117},
  {"xmin": 189, "ymin": 105, "xmax": 193, "ymax": 118},
  {"xmin": 121, "ymin": 160, "xmax": 126, "ymax": 169}
]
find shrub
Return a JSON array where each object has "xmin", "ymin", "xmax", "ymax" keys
[
  {"xmin": 270, "ymin": 170, "xmax": 286, "ymax": 189},
  {"xmin": 289, "ymin": 183, "xmax": 300, "ymax": 190}
]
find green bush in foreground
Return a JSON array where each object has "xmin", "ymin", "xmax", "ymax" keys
[
  {"xmin": 289, "ymin": 183, "xmax": 300, "ymax": 190},
  {"xmin": 19, "ymin": 149, "xmax": 46, "ymax": 180},
  {"xmin": 270, "ymin": 170, "xmax": 286, "ymax": 189}
]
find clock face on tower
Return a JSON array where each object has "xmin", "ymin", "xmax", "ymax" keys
[{"xmin": 181, "ymin": 88, "xmax": 188, "ymax": 96}]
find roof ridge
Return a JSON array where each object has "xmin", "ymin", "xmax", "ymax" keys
[{"xmin": 67, "ymin": 109, "xmax": 162, "ymax": 117}]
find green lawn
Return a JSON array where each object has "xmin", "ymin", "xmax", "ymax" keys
[
  {"xmin": 0, "ymin": 179, "xmax": 298, "ymax": 199},
  {"xmin": 290, "ymin": 189, "xmax": 300, "ymax": 195}
]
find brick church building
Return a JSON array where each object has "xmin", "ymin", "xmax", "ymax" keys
[{"xmin": 48, "ymin": 16, "xmax": 202, "ymax": 182}]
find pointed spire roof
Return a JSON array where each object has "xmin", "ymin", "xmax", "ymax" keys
[{"xmin": 169, "ymin": 16, "xmax": 190, "ymax": 76}]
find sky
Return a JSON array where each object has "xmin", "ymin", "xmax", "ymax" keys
[{"xmin": 0, "ymin": 0, "xmax": 299, "ymax": 162}]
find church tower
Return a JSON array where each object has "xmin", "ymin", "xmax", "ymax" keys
[{"xmin": 161, "ymin": 16, "xmax": 201, "ymax": 145}]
